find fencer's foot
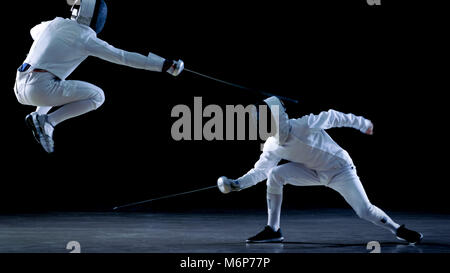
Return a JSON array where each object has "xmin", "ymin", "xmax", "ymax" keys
[
  {"xmin": 25, "ymin": 112, "xmax": 40, "ymax": 144},
  {"xmin": 217, "ymin": 176, "xmax": 241, "ymax": 194},
  {"xmin": 28, "ymin": 113, "xmax": 54, "ymax": 154},
  {"xmin": 246, "ymin": 226, "xmax": 284, "ymax": 243},
  {"xmin": 396, "ymin": 225, "xmax": 423, "ymax": 244}
]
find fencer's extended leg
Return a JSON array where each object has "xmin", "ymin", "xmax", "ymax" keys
[
  {"xmin": 328, "ymin": 170, "xmax": 423, "ymax": 244},
  {"xmin": 327, "ymin": 167, "xmax": 400, "ymax": 233}
]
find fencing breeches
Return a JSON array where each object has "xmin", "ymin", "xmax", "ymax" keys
[
  {"xmin": 266, "ymin": 162, "xmax": 400, "ymax": 233},
  {"xmin": 14, "ymin": 70, "xmax": 105, "ymax": 126}
]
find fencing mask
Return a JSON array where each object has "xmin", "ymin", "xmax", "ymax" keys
[
  {"xmin": 70, "ymin": 0, "xmax": 108, "ymax": 34},
  {"xmin": 254, "ymin": 96, "xmax": 290, "ymax": 145}
]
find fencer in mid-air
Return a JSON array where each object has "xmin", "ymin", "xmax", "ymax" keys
[
  {"xmin": 14, "ymin": 0, "xmax": 184, "ymax": 153},
  {"xmin": 218, "ymin": 96, "xmax": 423, "ymax": 244}
]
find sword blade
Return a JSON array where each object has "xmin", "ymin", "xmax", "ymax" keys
[
  {"xmin": 113, "ymin": 185, "xmax": 217, "ymax": 211},
  {"xmin": 184, "ymin": 68, "xmax": 299, "ymax": 104}
]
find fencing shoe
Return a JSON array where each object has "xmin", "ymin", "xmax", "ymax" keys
[
  {"xmin": 25, "ymin": 112, "xmax": 40, "ymax": 143},
  {"xmin": 27, "ymin": 113, "xmax": 54, "ymax": 153},
  {"xmin": 396, "ymin": 225, "xmax": 423, "ymax": 244},
  {"xmin": 246, "ymin": 226, "xmax": 284, "ymax": 243}
]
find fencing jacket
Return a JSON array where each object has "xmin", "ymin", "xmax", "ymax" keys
[
  {"xmin": 237, "ymin": 109, "xmax": 372, "ymax": 188},
  {"xmin": 23, "ymin": 17, "xmax": 165, "ymax": 80}
]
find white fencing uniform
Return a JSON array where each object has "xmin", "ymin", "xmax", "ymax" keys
[
  {"xmin": 14, "ymin": 17, "xmax": 166, "ymax": 126},
  {"xmin": 237, "ymin": 110, "xmax": 400, "ymax": 233}
]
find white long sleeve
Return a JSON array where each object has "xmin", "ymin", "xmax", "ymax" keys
[
  {"xmin": 24, "ymin": 17, "xmax": 165, "ymax": 80},
  {"xmin": 306, "ymin": 109, "xmax": 372, "ymax": 133},
  {"xmin": 237, "ymin": 110, "xmax": 370, "ymax": 181},
  {"xmin": 85, "ymin": 36, "xmax": 165, "ymax": 72},
  {"xmin": 237, "ymin": 151, "xmax": 281, "ymax": 188}
]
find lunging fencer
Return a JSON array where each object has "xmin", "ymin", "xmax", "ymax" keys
[
  {"xmin": 14, "ymin": 0, "xmax": 184, "ymax": 153},
  {"xmin": 218, "ymin": 96, "xmax": 423, "ymax": 244}
]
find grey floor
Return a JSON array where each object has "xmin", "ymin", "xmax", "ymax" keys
[{"xmin": 0, "ymin": 209, "xmax": 449, "ymax": 253}]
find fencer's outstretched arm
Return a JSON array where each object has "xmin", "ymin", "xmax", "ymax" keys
[
  {"xmin": 305, "ymin": 109, "xmax": 373, "ymax": 134},
  {"xmin": 85, "ymin": 36, "xmax": 166, "ymax": 72},
  {"xmin": 236, "ymin": 150, "xmax": 281, "ymax": 189}
]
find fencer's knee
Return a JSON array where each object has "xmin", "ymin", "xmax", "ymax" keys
[
  {"xmin": 91, "ymin": 88, "xmax": 105, "ymax": 109},
  {"xmin": 266, "ymin": 167, "xmax": 284, "ymax": 195}
]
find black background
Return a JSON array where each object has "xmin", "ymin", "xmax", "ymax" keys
[{"xmin": 1, "ymin": 0, "xmax": 447, "ymax": 213}]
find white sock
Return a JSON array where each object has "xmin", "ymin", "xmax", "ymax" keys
[
  {"xmin": 36, "ymin": 106, "xmax": 52, "ymax": 115},
  {"xmin": 267, "ymin": 192, "xmax": 282, "ymax": 231}
]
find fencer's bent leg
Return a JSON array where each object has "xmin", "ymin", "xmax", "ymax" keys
[
  {"xmin": 45, "ymin": 80, "xmax": 105, "ymax": 126},
  {"xmin": 21, "ymin": 72, "xmax": 105, "ymax": 126},
  {"xmin": 266, "ymin": 163, "xmax": 322, "ymax": 230},
  {"xmin": 267, "ymin": 192, "xmax": 283, "ymax": 231},
  {"xmin": 266, "ymin": 163, "xmax": 322, "ymax": 195},
  {"xmin": 327, "ymin": 167, "xmax": 400, "ymax": 233},
  {"xmin": 48, "ymin": 98, "xmax": 103, "ymax": 126}
]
